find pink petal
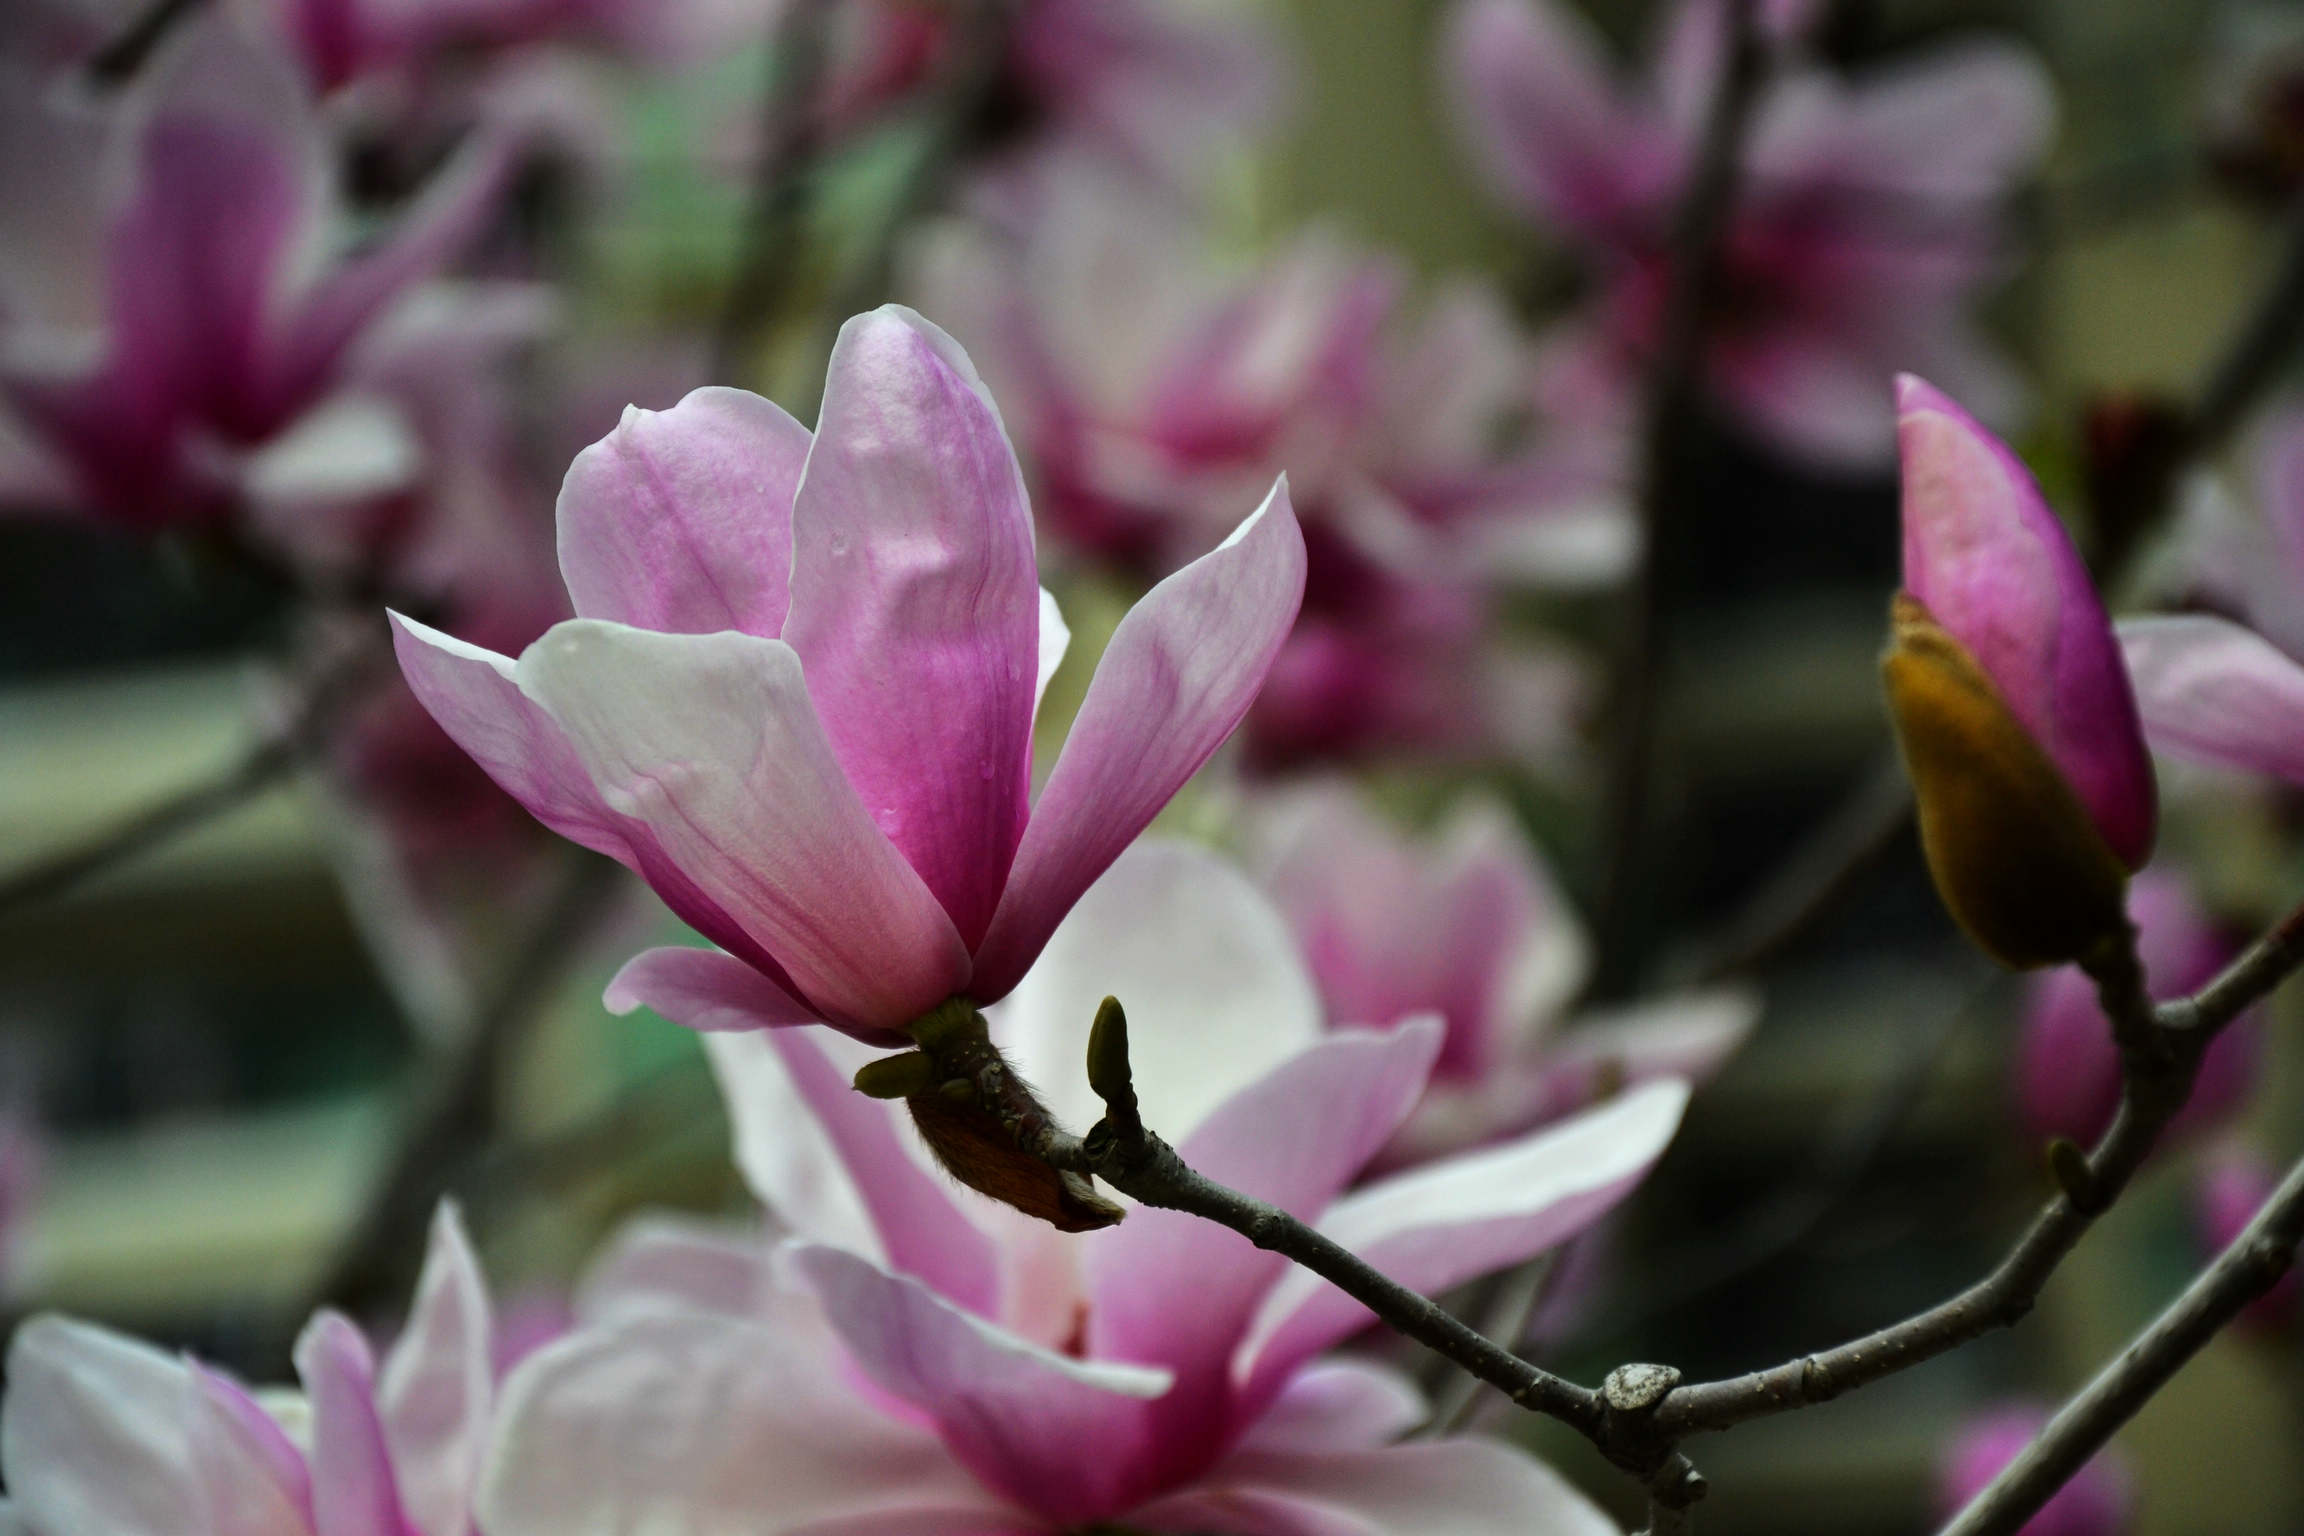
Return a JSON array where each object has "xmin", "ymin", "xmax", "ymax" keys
[
  {"xmin": 388, "ymin": 613, "xmax": 789, "ymax": 979},
  {"xmin": 293, "ymin": 1313, "xmax": 410, "ymax": 1536},
  {"xmin": 377, "ymin": 1205, "xmax": 494, "ymax": 1536},
  {"xmin": 1236, "ymin": 1080, "xmax": 1688, "ymax": 1408},
  {"xmin": 478, "ymin": 1310, "xmax": 1002, "ymax": 1536},
  {"xmin": 514, "ymin": 620, "xmax": 971, "ymax": 1032},
  {"xmin": 575, "ymin": 1211, "xmax": 775, "ymax": 1324},
  {"xmin": 555, "ymin": 387, "xmax": 809, "ymax": 637},
  {"xmin": 1084, "ymin": 1024, "xmax": 1442, "ymax": 1467},
  {"xmin": 970, "ymin": 478, "xmax": 1306, "ymax": 1002},
  {"xmin": 2118, "ymin": 614, "xmax": 2304, "ymax": 784},
  {"xmin": 186, "ymin": 1366, "xmax": 313, "ymax": 1536},
  {"xmin": 782, "ymin": 307, "xmax": 1040, "ymax": 950},
  {"xmin": 1134, "ymin": 1436, "xmax": 1619, "ymax": 1536},
  {"xmin": 1938, "ymin": 1405, "xmax": 2132, "ymax": 1536},
  {"xmin": 606, "ymin": 944, "xmax": 904, "ymax": 1044},
  {"xmin": 706, "ymin": 1030, "xmax": 1001, "ymax": 1319},
  {"xmin": 0, "ymin": 1316, "xmax": 204, "ymax": 1536},
  {"xmin": 1443, "ymin": 0, "xmax": 1678, "ymax": 236},
  {"xmin": 991, "ymin": 839, "xmax": 1325, "ymax": 1143},
  {"xmin": 790, "ymin": 1244, "xmax": 1169, "ymax": 1527},
  {"xmin": 1234, "ymin": 1361, "xmax": 1427, "ymax": 1454},
  {"xmin": 1898, "ymin": 375, "xmax": 2157, "ymax": 868}
]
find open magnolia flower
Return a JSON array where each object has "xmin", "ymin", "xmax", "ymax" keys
[
  {"xmin": 1883, "ymin": 375, "xmax": 2157, "ymax": 968},
  {"xmin": 482, "ymin": 840, "xmax": 1681, "ymax": 1534},
  {"xmin": 1, "ymin": 1207, "xmax": 510, "ymax": 1536},
  {"xmin": 0, "ymin": 14, "xmax": 513, "ymax": 530},
  {"xmin": 392, "ymin": 305, "xmax": 1306, "ymax": 1047},
  {"xmin": 1254, "ymin": 782, "xmax": 1756, "ymax": 1166}
]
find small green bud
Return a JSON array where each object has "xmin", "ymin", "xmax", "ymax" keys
[
  {"xmin": 1086, "ymin": 996, "xmax": 1135, "ymax": 1111},
  {"xmin": 852, "ymin": 1052, "xmax": 940, "ymax": 1100}
]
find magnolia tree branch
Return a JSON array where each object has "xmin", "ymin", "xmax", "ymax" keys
[
  {"xmin": 906, "ymin": 888, "xmax": 2304, "ymax": 1520},
  {"xmin": 1938, "ymin": 1148, "xmax": 2304, "ymax": 1536}
]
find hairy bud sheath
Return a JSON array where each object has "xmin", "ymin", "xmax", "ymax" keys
[{"xmin": 1883, "ymin": 593, "xmax": 2132, "ymax": 968}]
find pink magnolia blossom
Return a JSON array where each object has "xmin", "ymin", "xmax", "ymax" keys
[
  {"xmin": 1446, "ymin": 0, "xmax": 2054, "ymax": 467},
  {"xmin": 482, "ymin": 840, "xmax": 1681, "ymax": 1534},
  {"xmin": 2121, "ymin": 405, "xmax": 2304, "ymax": 785},
  {"xmin": 1937, "ymin": 1404, "xmax": 2134, "ymax": 1536},
  {"xmin": 782, "ymin": 0, "xmax": 1285, "ymax": 200},
  {"xmin": 393, "ymin": 304, "xmax": 1305, "ymax": 1044},
  {"xmin": 1, "ymin": 1206, "xmax": 504, "ymax": 1536},
  {"xmin": 0, "ymin": 1114, "xmax": 38, "ymax": 1295},
  {"xmin": 913, "ymin": 170, "xmax": 1620, "ymax": 770},
  {"xmin": 2190, "ymin": 1141, "xmax": 2300, "ymax": 1333},
  {"xmin": 0, "ymin": 15, "xmax": 514, "ymax": 531},
  {"xmin": 1255, "ymin": 783, "xmax": 1756, "ymax": 1166},
  {"xmin": 2015, "ymin": 870, "xmax": 2259, "ymax": 1149},
  {"xmin": 1898, "ymin": 375, "xmax": 2158, "ymax": 870}
]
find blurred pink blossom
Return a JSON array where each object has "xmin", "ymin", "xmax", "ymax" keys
[
  {"xmin": 0, "ymin": 15, "xmax": 515, "ymax": 532},
  {"xmin": 1255, "ymin": 782, "xmax": 1756, "ymax": 1167},
  {"xmin": 1446, "ymin": 0, "xmax": 2054, "ymax": 468},
  {"xmin": 1937, "ymin": 1404, "xmax": 2134, "ymax": 1536},
  {"xmin": 1, "ymin": 1207, "xmax": 505, "ymax": 1536},
  {"xmin": 2015, "ymin": 870, "xmax": 2259, "ymax": 1149},
  {"xmin": 2123, "ymin": 404, "xmax": 2304, "ymax": 785},
  {"xmin": 396, "ymin": 305, "xmax": 1305, "ymax": 1043},
  {"xmin": 0, "ymin": 1114, "xmax": 38, "ymax": 1295},
  {"xmin": 2190, "ymin": 1141, "xmax": 2300, "ymax": 1334},
  {"xmin": 482, "ymin": 840, "xmax": 1679, "ymax": 1534},
  {"xmin": 915, "ymin": 170, "xmax": 1624, "ymax": 770}
]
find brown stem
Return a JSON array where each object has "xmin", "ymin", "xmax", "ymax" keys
[{"xmin": 1936, "ymin": 1149, "xmax": 2304, "ymax": 1536}]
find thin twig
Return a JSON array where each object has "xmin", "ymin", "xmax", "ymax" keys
[
  {"xmin": 1594, "ymin": 0, "xmax": 1766, "ymax": 996},
  {"xmin": 1422, "ymin": 1252, "xmax": 1564, "ymax": 1437},
  {"xmin": 0, "ymin": 638, "xmax": 388, "ymax": 921},
  {"xmin": 709, "ymin": 0, "xmax": 837, "ymax": 389},
  {"xmin": 84, "ymin": 0, "xmax": 203, "ymax": 83},
  {"xmin": 303, "ymin": 851, "xmax": 625, "ymax": 1320},
  {"xmin": 1936, "ymin": 1149, "xmax": 2304, "ymax": 1536}
]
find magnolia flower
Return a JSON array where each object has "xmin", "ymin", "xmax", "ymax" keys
[
  {"xmin": 913, "ymin": 170, "xmax": 1617, "ymax": 770},
  {"xmin": 2191, "ymin": 1142, "xmax": 2300, "ymax": 1333},
  {"xmin": 2015, "ymin": 870, "xmax": 2258, "ymax": 1148},
  {"xmin": 1, "ymin": 1206, "xmax": 503, "ymax": 1536},
  {"xmin": 1937, "ymin": 1404, "xmax": 2134, "ymax": 1536},
  {"xmin": 2121, "ymin": 405, "xmax": 2304, "ymax": 785},
  {"xmin": 393, "ymin": 304, "xmax": 1305, "ymax": 1044},
  {"xmin": 482, "ymin": 840, "xmax": 1681, "ymax": 1534},
  {"xmin": 1883, "ymin": 376, "xmax": 2156, "ymax": 968},
  {"xmin": 1255, "ymin": 783, "xmax": 1756, "ymax": 1166},
  {"xmin": 1446, "ymin": 0, "xmax": 2053, "ymax": 467},
  {"xmin": 0, "ymin": 15, "xmax": 513, "ymax": 530}
]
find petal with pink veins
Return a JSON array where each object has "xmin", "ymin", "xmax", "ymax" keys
[
  {"xmin": 514, "ymin": 620, "xmax": 971, "ymax": 1031},
  {"xmin": 555, "ymin": 388, "xmax": 810, "ymax": 637},
  {"xmin": 789, "ymin": 1244, "xmax": 1169, "ymax": 1527},
  {"xmin": 783, "ymin": 307, "xmax": 1040, "ymax": 951},
  {"xmin": 970, "ymin": 480, "xmax": 1306, "ymax": 1001},
  {"xmin": 186, "ymin": 1366, "xmax": 312, "ymax": 1536}
]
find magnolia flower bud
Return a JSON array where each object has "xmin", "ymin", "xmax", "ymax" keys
[
  {"xmin": 1888, "ymin": 376, "xmax": 2157, "ymax": 967},
  {"xmin": 1883, "ymin": 595, "xmax": 2131, "ymax": 968}
]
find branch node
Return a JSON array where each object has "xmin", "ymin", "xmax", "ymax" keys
[{"xmin": 2046, "ymin": 1137, "xmax": 2106, "ymax": 1215}]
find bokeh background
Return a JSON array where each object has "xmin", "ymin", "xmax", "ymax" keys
[{"xmin": 4, "ymin": 1, "xmax": 2303, "ymax": 1531}]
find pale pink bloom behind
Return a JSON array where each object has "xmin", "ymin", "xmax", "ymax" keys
[{"xmin": 483, "ymin": 840, "xmax": 1681, "ymax": 1534}]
